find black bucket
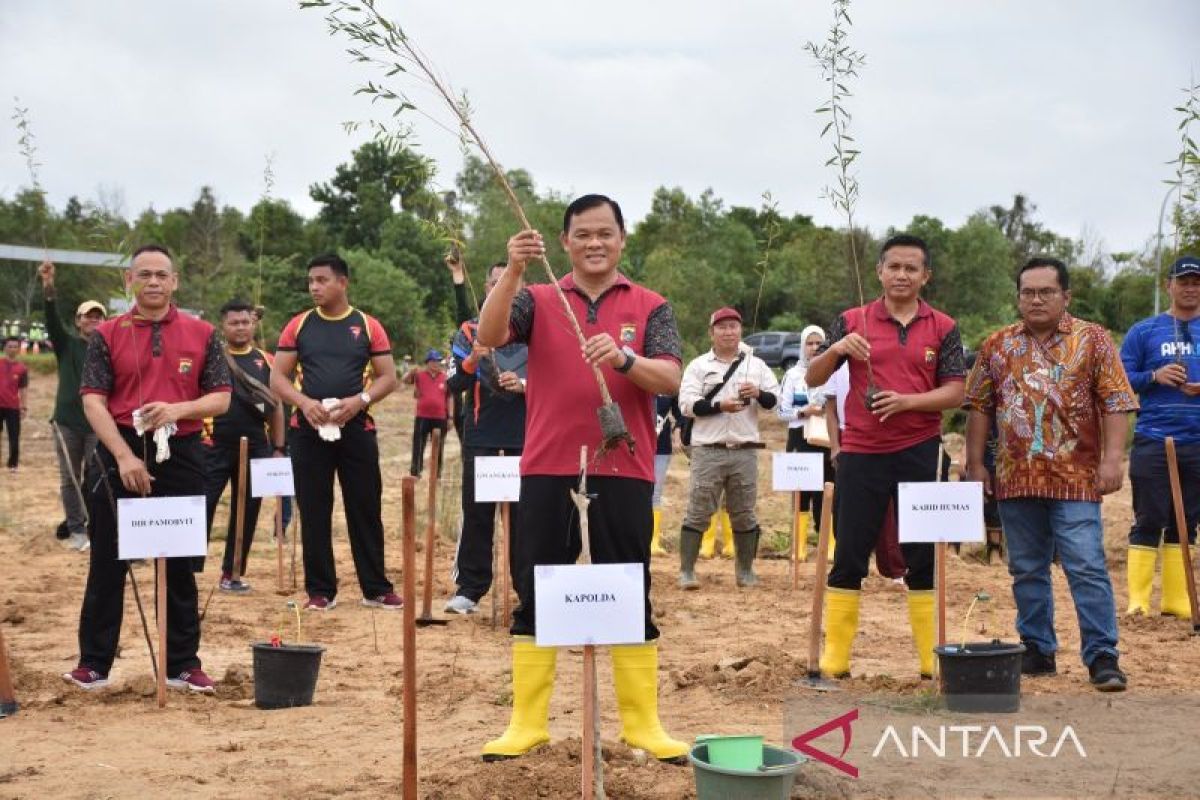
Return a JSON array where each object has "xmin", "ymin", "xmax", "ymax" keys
[
  {"xmin": 251, "ymin": 642, "xmax": 325, "ymax": 709},
  {"xmin": 934, "ymin": 640, "xmax": 1025, "ymax": 713}
]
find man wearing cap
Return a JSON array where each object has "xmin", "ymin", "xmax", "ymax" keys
[
  {"xmin": 404, "ymin": 348, "xmax": 450, "ymax": 477},
  {"xmin": 806, "ymin": 234, "xmax": 967, "ymax": 681},
  {"xmin": 677, "ymin": 307, "xmax": 779, "ymax": 590},
  {"xmin": 270, "ymin": 253, "xmax": 401, "ymax": 612},
  {"xmin": 38, "ymin": 260, "xmax": 106, "ymax": 549},
  {"xmin": 1120, "ymin": 255, "xmax": 1200, "ymax": 619}
]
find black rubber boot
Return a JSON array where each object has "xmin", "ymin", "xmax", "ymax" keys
[
  {"xmin": 734, "ymin": 529, "xmax": 760, "ymax": 588},
  {"xmin": 678, "ymin": 527, "xmax": 702, "ymax": 590}
]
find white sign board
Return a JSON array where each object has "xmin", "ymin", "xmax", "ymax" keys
[
  {"xmin": 474, "ymin": 456, "xmax": 521, "ymax": 503},
  {"xmin": 534, "ymin": 563, "xmax": 645, "ymax": 647},
  {"xmin": 250, "ymin": 457, "xmax": 295, "ymax": 498},
  {"xmin": 772, "ymin": 452, "xmax": 825, "ymax": 492},
  {"xmin": 897, "ymin": 481, "xmax": 986, "ymax": 543},
  {"xmin": 118, "ymin": 496, "xmax": 208, "ymax": 559}
]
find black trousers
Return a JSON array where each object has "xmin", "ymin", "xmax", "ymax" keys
[
  {"xmin": 203, "ymin": 434, "xmax": 270, "ymax": 575},
  {"xmin": 786, "ymin": 427, "xmax": 833, "ymax": 521},
  {"xmin": 828, "ymin": 436, "xmax": 941, "ymax": 591},
  {"xmin": 78, "ymin": 428, "xmax": 203, "ymax": 676},
  {"xmin": 410, "ymin": 416, "xmax": 448, "ymax": 477},
  {"xmin": 453, "ymin": 446, "xmax": 524, "ymax": 602},
  {"xmin": 511, "ymin": 475, "xmax": 657, "ymax": 640},
  {"xmin": 1129, "ymin": 434, "xmax": 1200, "ymax": 546},
  {"xmin": 290, "ymin": 420, "xmax": 392, "ymax": 600},
  {"xmin": 1, "ymin": 407, "xmax": 19, "ymax": 468}
]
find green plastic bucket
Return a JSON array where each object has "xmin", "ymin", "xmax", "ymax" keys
[
  {"xmin": 694, "ymin": 734, "xmax": 764, "ymax": 770},
  {"xmin": 690, "ymin": 742, "xmax": 804, "ymax": 800}
]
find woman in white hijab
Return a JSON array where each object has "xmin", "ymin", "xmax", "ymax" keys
[{"xmin": 778, "ymin": 325, "xmax": 834, "ymax": 548}]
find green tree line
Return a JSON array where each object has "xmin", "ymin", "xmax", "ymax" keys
[{"xmin": 2, "ymin": 139, "xmax": 1197, "ymax": 357}]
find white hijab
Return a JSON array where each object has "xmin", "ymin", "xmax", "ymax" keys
[{"xmin": 798, "ymin": 324, "xmax": 827, "ymax": 369}]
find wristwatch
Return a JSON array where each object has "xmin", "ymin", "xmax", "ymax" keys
[
  {"xmin": 359, "ymin": 391, "xmax": 372, "ymax": 406},
  {"xmin": 615, "ymin": 346, "xmax": 637, "ymax": 374}
]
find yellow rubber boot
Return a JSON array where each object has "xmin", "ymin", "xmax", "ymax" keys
[
  {"xmin": 482, "ymin": 637, "xmax": 557, "ymax": 760},
  {"xmin": 1125, "ymin": 545, "xmax": 1157, "ymax": 616},
  {"xmin": 1161, "ymin": 544, "xmax": 1193, "ymax": 619},
  {"xmin": 611, "ymin": 642, "xmax": 689, "ymax": 761},
  {"xmin": 650, "ymin": 510, "xmax": 667, "ymax": 556},
  {"xmin": 795, "ymin": 512, "xmax": 811, "ymax": 562},
  {"xmin": 699, "ymin": 514, "xmax": 718, "ymax": 559},
  {"xmin": 906, "ymin": 590, "xmax": 936, "ymax": 678},
  {"xmin": 819, "ymin": 588, "xmax": 860, "ymax": 678},
  {"xmin": 718, "ymin": 510, "xmax": 734, "ymax": 558}
]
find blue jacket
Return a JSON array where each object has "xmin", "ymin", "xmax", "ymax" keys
[{"xmin": 1120, "ymin": 313, "xmax": 1200, "ymax": 444}]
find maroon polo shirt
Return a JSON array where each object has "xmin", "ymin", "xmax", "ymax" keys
[
  {"xmin": 414, "ymin": 369, "xmax": 448, "ymax": 419},
  {"xmin": 825, "ymin": 298, "xmax": 965, "ymax": 455},
  {"xmin": 0, "ymin": 359, "xmax": 28, "ymax": 409},
  {"xmin": 80, "ymin": 305, "xmax": 231, "ymax": 436},
  {"xmin": 504, "ymin": 273, "xmax": 683, "ymax": 482}
]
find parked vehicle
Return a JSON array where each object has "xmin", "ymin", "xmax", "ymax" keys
[{"xmin": 744, "ymin": 331, "xmax": 803, "ymax": 369}]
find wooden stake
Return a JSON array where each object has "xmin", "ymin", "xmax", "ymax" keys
[
  {"xmin": 500, "ymin": 501, "xmax": 512, "ymax": 629},
  {"xmin": 807, "ymin": 482, "xmax": 836, "ymax": 677},
  {"xmin": 790, "ymin": 492, "xmax": 803, "ymax": 590},
  {"xmin": 290, "ymin": 502, "xmax": 298, "ymax": 591},
  {"xmin": 274, "ymin": 498, "xmax": 286, "ymax": 595},
  {"xmin": 935, "ymin": 445, "xmax": 947, "ymax": 648},
  {"xmin": 569, "ymin": 446, "xmax": 604, "ymax": 800},
  {"xmin": 232, "ymin": 436, "xmax": 249, "ymax": 580},
  {"xmin": 1165, "ymin": 437, "xmax": 1200, "ymax": 629},
  {"xmin": 416, "ymin": 429, "xmax": 447, "ymax": 626},
  {"xmin": 400, "ymin": 476, "xmax": 418, "ymax": 800},
  {"xmin": 0, "ymin": 622, "xmax": 17, "ymax": 717},
  {"xmin": 155, "ymin": 558, "xmax": 167, "ymax": 708}
]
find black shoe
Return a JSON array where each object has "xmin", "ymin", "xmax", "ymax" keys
[
  {"xmin": 55, "ymin": 520, "xmax": 70, "ymax": 540},
  {"xmin": 1020, "ymin": 641, "xmax": 1057, "ymax": 676},
  {"xmin": 1088, "ymin": 654, "xmax": 1127, "ymax": 692}
]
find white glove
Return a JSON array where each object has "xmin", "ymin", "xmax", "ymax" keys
[
  {"xmin": 131, "ymin": 409, "xmax": 178, "ymax": 463},
  {"xmin": 318, "ymin": 398, "xmax": 342, "ymax": 442}
]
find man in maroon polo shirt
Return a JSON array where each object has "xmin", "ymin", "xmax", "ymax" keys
[
  {"xmin": 63, "ymin": 245, "xmax": 232, "ymax": 693},
  {"xmin": 805, "ymin": 234, "xmax": 966, "ymax": 681},
  {"xmin": 475, "ymin": 194, "xmax": 688, "ymax": 762},
  {"xmin": 1, "ymin": 336, "xmax": 28, "ymax": 471}
]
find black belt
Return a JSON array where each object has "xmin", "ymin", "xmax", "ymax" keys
[{"xmin": 696, "ymin": 442, "xmax": 766, "ymax": 450}]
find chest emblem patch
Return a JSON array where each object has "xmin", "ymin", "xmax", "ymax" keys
[
  {"xmin": 254, "ymin": 359, "xmax": 265, "ymax": 370},
  {"xmin": 620, "ymin": 323, "xmax": 637, "ymax": 343},
  {"xmin": 924, "ymin": 346, "xmax": 936, "ymax": 365},
  {"xmin": 349, "ymin": 325, "xmax": 363, "ymax": 340},
  {"xmin": 178, "ymin": 357, "xmax": 193, "ymax": 374}
]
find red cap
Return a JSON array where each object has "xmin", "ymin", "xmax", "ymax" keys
[{"xmin": 709, "ymin": 307, "xmax": 742, "ymax": 326}]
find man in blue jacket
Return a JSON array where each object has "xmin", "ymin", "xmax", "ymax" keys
[{"xmin": 1120, "ymin": 255, "xmax": 1200, "ymax": 618}]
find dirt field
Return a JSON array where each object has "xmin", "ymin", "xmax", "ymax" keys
[{"xmin": 2, "ymin": 369, "xmax": 1198, "ymax": 799}]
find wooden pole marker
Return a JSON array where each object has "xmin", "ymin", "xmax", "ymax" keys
[
  {"xmin": 416, "ymin": 428, "xmax": 447, "ymax": 626},
  {"xmin": 401, "ymin": 476, "xmax": 419, "ymax": 800},
  {"xmin": 1165, "ymin": 436, "xmax": 1200, "ymax": 631}
]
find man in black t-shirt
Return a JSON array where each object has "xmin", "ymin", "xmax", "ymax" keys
[
  {"xmin": 270, "ymin": 254, "xmax": 401, "ymax": 611},
  {"xmin": 202, "ymin": 300, "xmax": 286, "ymax": 592}
]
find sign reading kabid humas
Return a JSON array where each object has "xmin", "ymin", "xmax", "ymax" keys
[{"xmin": 897, "ymin": 481, "xmax": 985, "ymax": 543}]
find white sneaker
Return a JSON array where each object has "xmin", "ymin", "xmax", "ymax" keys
[
  {"xmin": 68, "ymin": 533, "xmax": 90, "ymax": 551},
  {"xmin": 443, "ymin": 595, "xmax": 478, "ymax": 615}
]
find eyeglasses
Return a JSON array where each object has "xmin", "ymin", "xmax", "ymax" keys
[{"xmin": 1018, "ymin": 288, "xmax": 1062, "ymax": 301}]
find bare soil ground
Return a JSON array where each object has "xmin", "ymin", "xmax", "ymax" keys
[{"xmin": 1, "ymin": 370, "xmax": 1198, "ymax": 799}]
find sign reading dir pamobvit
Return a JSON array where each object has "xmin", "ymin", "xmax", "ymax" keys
[
  {"xmin": 534, "ymin": 563, "xmax": 645, "ymax": 647},
  {"xmin": 474, "ymin": 455, "xmax": 521, "ymax": 502},
  {"xmin": 772, "ymin": 452, "xmax": 825, "ymax": 492},
  {"xmin": 250, "ymin": 457, "xmax": 295, "ymax": 498},
  {"xmin": 118, "ymin": 496, "xmax": 207, "ymax": 560},
  {"xmin": 897, "ymin": 481, "xmax": 985, "ymax": 544}
]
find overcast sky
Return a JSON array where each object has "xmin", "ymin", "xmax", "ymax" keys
[{"xmin": 1, "ymin": 1, "xmax": 1196, "ymax": 255}]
